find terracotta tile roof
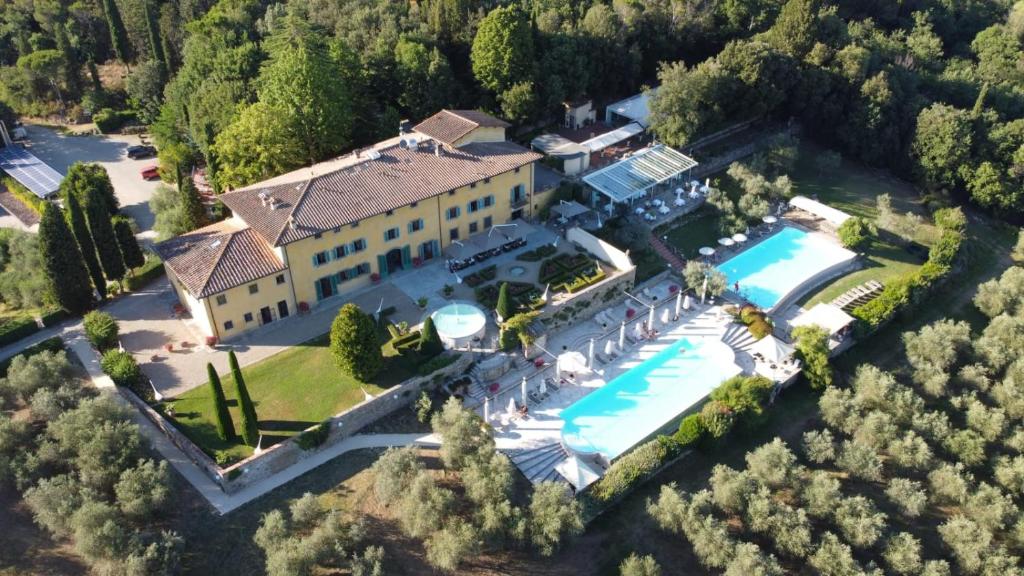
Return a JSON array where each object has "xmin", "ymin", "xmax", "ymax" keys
[
  {"xmin": 413, "ymin": 109, "xmax": 510, "ymax": 146},
  {"xmin": 220, "ymin": 140, "xmax": 540, "ymax": 247},
  {"xmin": 155, "ymin": 220, "xmax": 286, "ymax": 299}
]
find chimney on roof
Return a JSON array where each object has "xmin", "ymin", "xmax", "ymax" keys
[
  {"xmin": 434, "ymin": 141, "xmax": 442, "ymax": 157},
  {"xmin": 287, "ymin": 216, "xmax": 296, "ymax": 230},
  {"xmin": 399, "ymin": 119, "xmax": 411, "ymax": 135},
  {"xmin": 269, "ymin": 197, "xmax": 280, "ymax": 209}
]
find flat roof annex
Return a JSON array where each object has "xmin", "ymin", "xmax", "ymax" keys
[
  {"xmin": 0, "ymin": 144, "xmax": 62, "ymax": 198},
  {"xmin": 583, "ymin": 145, "xmax": 698, "ymax": 204}
]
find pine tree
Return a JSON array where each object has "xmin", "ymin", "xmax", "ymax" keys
[
  {"xmin": 207, "ymin": 363, "xmax": 235, "ymax": 441},
  {"xmin": 113, "ymin": 217, "xmax": 145, "ymax": 271},
  {"xmin": 228, "ymin": 351, "xmax": 259, "ymax": 446},
  {"xmin": 66, "ymin": 194, "xmax": 107, "ymax": 300},
  {"xmin": 38, "ymin": 204, "xmax": 94, "ymax": 314},
  {"xmin": 84, "ymin": 187, "xmax": 126, "ymax": 281},
  {"xmin": 101, "ymin": 0, "xmax": 131, "ymax": 66},
  {"xmin": 418, "ymin": 316, "xmax": 444, "ymax": 357},
  {"xmin": 496, "ymin": 282, "xmax": 512, "ymax": 321}
]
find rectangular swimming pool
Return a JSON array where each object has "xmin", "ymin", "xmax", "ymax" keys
[
  {"xmin": 560, "ymin": 336, "xmax": 741, "ymax": 460},
  {"xmin": 716, "ymin": 227, "xmax": 856, "ymax": 310}
]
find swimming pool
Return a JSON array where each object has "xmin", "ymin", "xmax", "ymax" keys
[
  {"xmin": 560, "ymin": 336, "xmax": 740, "ymax": 460},
  {"xmin": 717, "ymin": 227, "xmax": 856, "ymax": 310}
]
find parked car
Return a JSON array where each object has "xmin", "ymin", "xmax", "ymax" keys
[
  {"xmin": 141, "ymin": 165, "xmax": 160, "ymax": 180},
  {"xmin": 126, "ymin": 145, "xmax": 157, "ymax": 159}
]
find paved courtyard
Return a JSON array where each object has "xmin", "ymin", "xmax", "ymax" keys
[
  {"xmin": 21, "ymin": 124, "xmax": 163, "ymax": 236},
  {"xmin": 115, "ymin": 275, "xmax": 419, "ymax": 397}
]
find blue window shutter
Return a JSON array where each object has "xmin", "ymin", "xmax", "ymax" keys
[
  {"xmin": 312, "ymin": 254, "xmax": 319, "ymax": 268},
  {"xmin": 377, "ymin": 254, "xmax": 388, "ymax": 279},
  {"xmin": 401, "ymin": 245, "xmax": 412, "ymax": 268},
  {"xmin": 315, "ymin": 280, "xmax": 323, "ymax": 300}
]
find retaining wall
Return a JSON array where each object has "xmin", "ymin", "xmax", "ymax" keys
[{"xmin": 217, "ymin": 353, "xmax": 473, "ymax": 493}]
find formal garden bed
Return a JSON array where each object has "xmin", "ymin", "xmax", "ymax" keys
[{"xmin": 475, "ymin": 281, "xmax": 544, "ymax": 312}]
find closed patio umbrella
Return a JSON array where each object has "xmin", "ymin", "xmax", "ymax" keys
[
  {"xmin": 604, "ymin": 339, "xmax": 615, "ymax": 356},
  {"xmin": 506, "ymin": 396, "xmax": 517, "ymax": 416}
]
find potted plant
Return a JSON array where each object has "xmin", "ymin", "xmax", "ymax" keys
[
  {"xmin": 418, "ymin": 297, "xmax": 428, "ymax": 309},
  {"xmin": 443, "ymin": 284, "xmax": 454, "ymax": 298},
  {"xmin": 164, "ymin": 343, "xmax": 173, "ymax": 353},
  {"xmin": 370, "ymin": 272, "xmax": 381, "ymax": 284},
  {"xmin": 413, "ymin": 256, "xmax": 422, "ymax": 267},
  {"xmin": 204, "ymin": 335, "xmax": 218, "ymax": 347},
  {"xmin": 298, "ymin": 301, "xmax": 309, "ymax": 314}
]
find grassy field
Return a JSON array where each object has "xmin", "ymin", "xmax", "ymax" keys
[{"xmin": 166, "ymin": 334, "xmax": 411, "ymax": 464}]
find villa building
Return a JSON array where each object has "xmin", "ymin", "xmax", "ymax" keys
[{"xmin": 156, "ymin": 110, "xmax": 544, "ymax": 341}]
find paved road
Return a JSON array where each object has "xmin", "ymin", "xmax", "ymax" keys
[{"xmin": 21, "ymin": 124, "xmax": 163, "ymax": 236}]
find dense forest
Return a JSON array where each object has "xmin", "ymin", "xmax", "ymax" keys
[{"xmin": 1, "ymin": 0, "xmax": 1023, "ymax": 214}]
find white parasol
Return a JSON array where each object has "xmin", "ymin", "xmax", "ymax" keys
[
  {"xmin": 732, "ymin": 233, "xmax": 748, "ymax": 243},
  {"xmin": 699, "ymin": 246, "xmax": 716, "ymax": 257},
  {"xmin": 658, "ymin": 204, "xmax": 670, "ymax": 214},
  {"xmin": 718, "ymin": 237, "xmax": 735, "ymax": 247},
  {"xmin": 634, "ymin": 207, "xmax": 645, "ymax": 215},
  {"xmin": 674, "ymin": 197, "xmax": 686, "ymax": 207},
  {"xmin": 762, "ymin": 215, "xmax": 778, "ymax": 224}
]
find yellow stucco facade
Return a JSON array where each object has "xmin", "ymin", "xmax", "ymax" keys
[{"xmin": 167, "ymin": 148, "xmax": 538, "ymax": 342}]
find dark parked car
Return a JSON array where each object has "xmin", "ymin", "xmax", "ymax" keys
[{"xmin": 126, "ymin": 145, "xmax": 157, "ymax": 159}]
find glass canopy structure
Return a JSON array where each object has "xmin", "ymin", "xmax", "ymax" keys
[{"xmin": 583, "ymin": 144, "xmax": 698, "ymax": 204}]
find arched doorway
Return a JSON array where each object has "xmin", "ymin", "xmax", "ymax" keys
[{"xmin": 385, "ymin": 248, "xmax": 404, "ymax": 274}]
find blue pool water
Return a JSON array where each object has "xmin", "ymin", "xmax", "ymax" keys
[
  {"xmin": 717, "ymin": 227, "xmax": 855, "ymax": 310},
  {"xmin": 560, "ymin": 336, "xmax": 740, "ymax": 460}
]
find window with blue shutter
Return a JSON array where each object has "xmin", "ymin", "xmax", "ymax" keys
[
  {"xmin": 446, "ymin": 206, "xmax": 460, "ymax": 220},
  {"xmin": 485, "ymin": 195, "xmax": 495, "ymax": 207},
  {"xmin": 384, "ymin": 227, "xmax": 400, "ymax": 241}
]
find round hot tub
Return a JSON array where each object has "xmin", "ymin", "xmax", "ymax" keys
[{"xmin": 430, "ymin": 302, "xmax": 487, "ymax": 349}]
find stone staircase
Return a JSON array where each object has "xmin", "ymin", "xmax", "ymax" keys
[
  {"xmin": 508, "ymin": 442, "xmax": 570, "ymax": 485},
  {"xmin": 722, "ymin": 322, "xmax": 757, "ymax": 353},
  {"xmin": 649, "ymin": 233, "xmax": 686, "ymax": 270}
]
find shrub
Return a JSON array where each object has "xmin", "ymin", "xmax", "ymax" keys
[
  {"xmin": 674, "ymin": 414, "xmax": 706, "ymax": 446},
  {"xmin": 83, "ymin": 310, "xmax": 119, "ymax": 350},
  {"xmin": 792, "ymin": 325, "xmax": 832, "ymax": 389},
  {"xmin": 837, "ymin": 216, "xmax": 874, "ymax": 250},
  {"xmin": 100, "ymin": 349, "xmax": 142, "ymax": 388},
  {"xmin": 711, "ymin": 375, "xmax": 774, "ymax": 418},
  {"xmin": 295, "ymin": 421, "xmax": 330, "ymax": 450},
  {"xmin": 700, "ymin": 400, "xmax": 735, "ymax": 438}
]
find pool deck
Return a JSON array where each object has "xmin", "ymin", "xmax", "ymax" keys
[{"xmin": 478, "ymin": 278, "xmax": 797, "ymax": 485}]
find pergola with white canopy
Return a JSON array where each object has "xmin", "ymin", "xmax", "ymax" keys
[
  {"xmin": 555, "ymin": 456, "xmax": 603, "ymax": 490},
  {"xmin": 790, "ymin": 303, "xmax": 855, "ymax": 335},
  {"xmin": 583, "ymin": 144, "xmax": 698, "ymax": 205},
  {"xmin": 751, "ymin": 335, "xmax": 796, "ymax": 364},
  {"xmin": 789, "ymin": 195, "xmax": 852, "ymax": 227}
]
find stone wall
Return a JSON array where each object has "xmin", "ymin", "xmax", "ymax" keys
[
  {"xmin": 542, "ymin": 266, "xmax": 637, "ymax": 333},
  {"xmin": 566, "ymin": 227, "xmax": 634, "ymax": 271},
  {"xmin": 218, "ymin": 353, "xmax": 473, "ymax": 493}
]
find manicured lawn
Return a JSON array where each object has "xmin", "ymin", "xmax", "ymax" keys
[
  {"xmin": 166, "ymin": 334, "xmax": 413, "ymax": 464},
  {"xmin": 798, "ymin": 236, "xmax": 925, "ymax": 307},
  {"xmin": 662, "ymin": 207, "xmax": 727, "ymax": 260}
]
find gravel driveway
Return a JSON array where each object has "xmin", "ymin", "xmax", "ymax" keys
[{"xmin": 21, "ymin": 124, "xmax": 163, "ymax": 237}]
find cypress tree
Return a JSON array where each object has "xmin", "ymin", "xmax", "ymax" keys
[
  {"xmin": 228, "ymin": 351, "xmax": 259, "ymax": 446},
  {"xmin": 38, "ymin": 204, "xmax": 94, "ymax": 314},
  {"xmin": 142, "ymin": 0, "xmax": 167, "ymax": 78},
  {"xmin": 179, "ymin": 174, "xmax": 205, "ymax": 231},
  {"xmin": 101, "ymin": 0, "xmax": 131, "ymax": 65},
  {"xmin": 207, "ymin": 363, "xmax": 235, "ymax": 441},
  {"xmin": 496, "ymin": 282, "xmax": 512, "ymax": 321},
  {"xmin": 84, "ymin": 187, "xmax": 126, "ymax": 281},
  {"xmin": 113, "ymin": 217, "xmax": 146, "ymax": 271},
  {"xmin": 66, "ymin": 194, "xmax": 107, "ymax": 300},
  {"xmin": 418, "ymin": 316, "xmax": 444, "ymax": 357}
]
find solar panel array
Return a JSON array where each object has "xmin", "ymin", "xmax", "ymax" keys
[{"xmin": 0, "ymin": 144, "xmax": 63, "ymax": 199}]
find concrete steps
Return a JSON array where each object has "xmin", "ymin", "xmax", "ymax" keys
[
  {"xmin": 722, "ymin": 322, "xmax": 757, "ymax": 352},
  {"xmin": 508, "ymin": 442, "xmax": 570, "ymax": 485}
]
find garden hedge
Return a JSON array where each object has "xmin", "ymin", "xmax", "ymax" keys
[
  {"xmin": 93, "ymin": 108, "xmax": 138, "ymax": 133},
  {"xmin": 0, "ymin": 313, "xmax": 41, "ymax": 347},
  {"xmin": 123, "ymin": 251, "xmax": 165, "ymax": 291}
]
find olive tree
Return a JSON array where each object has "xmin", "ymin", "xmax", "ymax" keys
[
  {"xmin": 928, "ymin": 462, "xmax": 974, "ymax": 505},
  {"xmin": 529, "ymin": 481, "xmax": 583, "ymax": 556},
  {"xmin": 963, "ymin": 483, "xmax": 1018, "ymax": 532},
  {"xmin": 836, "ymin": 440, "xmax": 883, "ymax": 481},
  {"xmin": 425, "ymin": 517, "xmax": 478, "ymax": 572},
  {"xmin": 723, "ymin": 542, "xmax": 783, "ymax": 576},
  {"xmin": 620, "ymin": 553, "xmax": 661, "ymax": 576},
  {"xmin": 903, "ymin": 319, "xmax": 971, "ymax": 377},
  {"xmin": 974, "ymin": 266, "xmax": 1024, "ymax": 318},
  {"xmin": 884, "ymin": 532, "xmax": 923, "ymax": 576},
  {"xmin": 885, "ymin": 478, "xmax": 928, "ymax": 517},
  {"xmin": 994, "ymin": 455, "xmax": 1024, "ymax": 496},
  {"xmin": 114, "ymin": 459, "xmax": 170, "ymax": 520},
  {"xmin": 399, "ymin": 471, "xmax": 452, "ymax": 539},
  {"xmin": 943, "ymin": 429, "xmax": 987, "ymax": 467},
  {"xmin": 709, "ymin": 464, "xmax": 757, "ymax": 512},
  {"xmin": 802, "ymin": 470, "xmax": 842, "ymax": 519},
  {"xmin": 745, "ymin": 438, "xmax": 801, "ymax": 488},
  {"xmin": 975, "ymin": 313, "xmax": 1024, "ymax": 372},
  {"xmin": 431, "ymin": 397, "xmax": 492, "ymax": 470},
  {"xmin": 462, "ymin": 450, "xmax": 513, "ymax": 505},
  {"xmin": 0, "ymin": 349, "xmax": 74, "ymax": 405},
  {"xmin": 886, "ymin": 430, "xmax": 933, "ymax": 471},
  {"xmin": 808, "ymin": 532, "xmax": 864, "ymax": 576},
  {"xmin": 938, "ymin": 515, "xmax": 992, "ymax": 574},
  {"xmin": 370, "ymin": 447, "xmax": 422, "ymax": 507},
  {"xmin": 834, "ymin": 496, "xmax": 887, "ymax": 548},
  {"xmin": 802, "ymin": 429, "xmax": 836, "ymax": 463}
]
